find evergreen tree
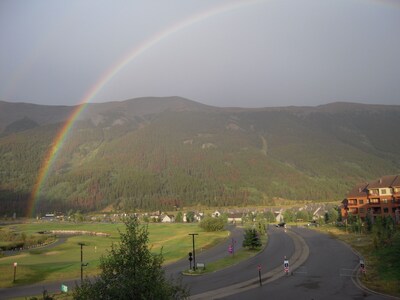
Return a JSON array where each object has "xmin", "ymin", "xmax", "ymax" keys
[
  {"xmin": 73, "ymin": 216, "xmax": 188, "ymax": 299},
  {"xmin": 186, "ymin": 211, "xmax": 195, "ymax": 223},
  {"xmin": 175, "ymin": 211, "xmax": 183, "ymax": 223},
  {"xmin": 242, "ymin": 228, "xmax": 262, "ymax": 250}
]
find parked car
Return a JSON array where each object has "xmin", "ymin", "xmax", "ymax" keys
[
  {"xmin": 307, "ymin": 220, "xmax": 318, "ymax": 227},
  {"xmin": 276, "ymin": 222, "xmax": 286, "ymax": 228}
]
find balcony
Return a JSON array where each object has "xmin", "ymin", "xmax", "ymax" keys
[
  {"xmin": 372, "ymin": 208, "xmax": 382, "ymax": 215},
  {"xmin": 368, "ymin": 198, "xmax": 380, "ymax": 205},
  {"xmin": 349, "ymin": 208, "xmax": 358, "ymax": 214}
]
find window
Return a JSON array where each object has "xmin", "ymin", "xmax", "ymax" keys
[
  {"xmin": 369, "ymin": 189, "xmax": 379, "ymax": 196},
  {"xmin": 359, "ymin": 208, "xmax": 365, "ymax": 214},
  {"xmin": 382, "ymin": 199, "xmax": 388, "ymax": 204},
  {"xmin": 369, "ymin": 198, "xmax": 380, "ymax": 204},
  {"xmin": 381, "ymin": 189, "xmax": 387, "ymax": 195},
  {"xmin": 384, "ymin": 208, "xmax": 389, "ymax": 213},
  {"xmin": 359, "ymin": 199, "xmax": 364, "ymax": 204}
]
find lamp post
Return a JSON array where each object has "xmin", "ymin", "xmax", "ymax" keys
[
  {"xmin": 78, "ymin": 243, "xmax": 86, "ymax": 283},
  {"xmin": 13, "ymin": 262, "xmax": 17, "ymax": 283},
  {"xmin": 188, "ymin": 233, "xmax": 198, "ymax": 271}
]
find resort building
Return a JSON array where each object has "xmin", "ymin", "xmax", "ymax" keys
[{"xmin": 341, "ymin": 175, "xmax": 400, "ymax": 223}]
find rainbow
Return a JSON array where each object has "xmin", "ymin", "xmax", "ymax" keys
[
  {"xmin": 26, "ymin": 0, "xmax": 265, "ymax": 217},
  {"xmin": 26, "ymin": 0, "xmax": 400, "ymax": 216}
]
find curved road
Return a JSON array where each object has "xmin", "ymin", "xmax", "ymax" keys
[
  {"xmin": 0, "ymin": 226, "xmax": 396, "ymax": 300},
  {"xmin": 182, "ymin": 226, "xmax": 295, "ymax": 295},
  {"xmin": 219, "ymin": 227, "xmax": 394, "ymax": 300}
]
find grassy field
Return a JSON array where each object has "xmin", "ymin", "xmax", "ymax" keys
[{"xmin": 0, "ymin": 221, "xmax": 228, "ymax": 288}]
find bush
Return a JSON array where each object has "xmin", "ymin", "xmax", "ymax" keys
[{"xmin": 199, "ymin": 216, "xmax": 225, "ymax": 232}]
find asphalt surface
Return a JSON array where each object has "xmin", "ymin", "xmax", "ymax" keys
[
  {"xmin": 220, "ymin": 227, "xmax": 395, "ymax": 300},
  {"xmin": 185, "ymin": 225, "xmax": 295, "ymax": 296}
]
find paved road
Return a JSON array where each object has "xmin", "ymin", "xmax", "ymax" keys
[
  {"xmin": 219, "ymin": 227, "xmax": 394, "ymax": 300},
  {"xmin": 188, "ymin": 226, "xmax": 297, "ymax": 297}
]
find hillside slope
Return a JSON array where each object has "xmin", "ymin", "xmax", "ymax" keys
[{"xmin": 0, "ymin": 98, "xmax": 399, "ymax": 215}]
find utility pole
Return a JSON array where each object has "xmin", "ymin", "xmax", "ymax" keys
[{"xmin": 188, "ymin": 233, "xmax": 198, "ymax": 271}]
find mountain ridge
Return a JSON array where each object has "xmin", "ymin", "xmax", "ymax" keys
[{"xmin": 1, "ymin": 97, "xmax": 399, "ymax": 215}]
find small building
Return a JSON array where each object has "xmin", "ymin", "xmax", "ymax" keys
[
  {"xmin": 227, "ymin": 213, "xmax": 243, "ymax": 224},
  {"xmin": 212, "ymin": 210, "xmax": 221, "ymax": 218},
  {"xmin": 42, "ymin": 213, "xmax": 55, "ymax": 221},
  {"xmin": 274, "ymin": 210, "xmax": 283, "ymax": 223},
  {"xmin": 161, "ymin": 214, "xmax": 175, "ymax": 223}
]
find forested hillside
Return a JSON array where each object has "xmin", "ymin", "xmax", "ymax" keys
[{"xmin": 1, "ymin": 97, "xmax": 399, "ymax": 216}]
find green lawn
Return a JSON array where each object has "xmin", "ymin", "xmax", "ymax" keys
[{"xmin": 0, "ymin": 221, "xmax": 228, "ymax": 288}]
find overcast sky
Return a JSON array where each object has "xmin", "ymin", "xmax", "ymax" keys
[{"xmin": 1, "ymin": 0, "xmax": 399, "ymax": 108}]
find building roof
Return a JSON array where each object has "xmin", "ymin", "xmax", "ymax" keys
[
  {"xmin": 227, "ymin": 213, "xmax": 243, "ymax": 218},
  {"xmin": 347, "ymin": 183, "xmax": 369, "ymax": 198},
  {"xmin": 347, "ymin": 175, "xmax": 400, "ymax": 198},
  {"xmin": 391, "ymin": 175, "xmax": 400, "ymax": 187},
  {"xmin": 368, "ymin": 175, "xmax": 398, "ymax": 189}
]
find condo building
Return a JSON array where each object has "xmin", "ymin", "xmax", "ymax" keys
[{"xmin": 341, "ymin": 175, "xmax": 400, "ymax": 223}]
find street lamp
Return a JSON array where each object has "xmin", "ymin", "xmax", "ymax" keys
[
  {"xmin": 188, "ymin": 233, "xmax": 198, "ymax": 271},
  {"xmin": 78, "ymin": 243, "xmax": 88, "ymax": 283}
]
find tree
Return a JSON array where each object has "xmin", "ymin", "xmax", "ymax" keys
[
  {"xmin": 73, "ymin": 216, "xmax": 188, "ymax": 299},
  {"xmin": 255, "ymin": 213, "xmax": 267, "ymax": 236},
  {"xmin": 324, "ymin": 212, "xmax": 330, "ymax": 224},
  {"xmin": 283, "ymin": 210, "xmax": 295, "ymax": 223},
  {"xmin": 263, "ymin": 211, "xmax": 276, "ymax": 223},
  {"xmin": 327, "ymin": 207, "xmax": 338, "ymax": 224},
  {"xmin": 175, "ymin": 211, "xmax": 183, "ymax": 223},
  {"xmin": 295, "ymin": 210, "xmax": 310, "ymax": 222},
  {"xmin": 186, "ymin": 211, "xmax": 195, "ymax": 223},
  {"xmin": 199, "ymin": 216, "xmax": 225, "ymax": 232},
  {"xmin": 242, "ymin": 228, "xmax": 262, "ymax": 250}
]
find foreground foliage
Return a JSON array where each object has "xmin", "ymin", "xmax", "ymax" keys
[{"xmin": 73, "ymin": 216, "xmax": 189, "ymax": 299}]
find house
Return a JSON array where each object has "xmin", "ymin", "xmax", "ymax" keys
[
  {"xmin": 227, "ymin": 213, "xmax": 243, "ymax": 224},
  {"xmin": 194, "ymin": 212, "xmax": 204, "ymax": 222},
  {"xmin": 274, "ymin": 210, "xmax": 283, "ymax": 222},
  {"xmin": 341, "ymin": 175, "xmax": 400, "ymax": 223},
  {"xmin": 161, "ymin": 214, "xmax": 175, "ymax": 223},
  {"xmin": 312, "ymin": 207, "xmax": 325, "ymax": 220},
  {"xmin": 212, "ymin": 210, "xmax": 221, "ymax": 218}
]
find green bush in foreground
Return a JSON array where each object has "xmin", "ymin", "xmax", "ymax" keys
[{"xmin": 73, "ymin": 216, "xmax": 189, "ymax": 299}]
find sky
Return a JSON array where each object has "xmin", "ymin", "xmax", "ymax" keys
[{"xmin": 0, "ymin": 0, "xmax": 399, "ymax": 108}]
